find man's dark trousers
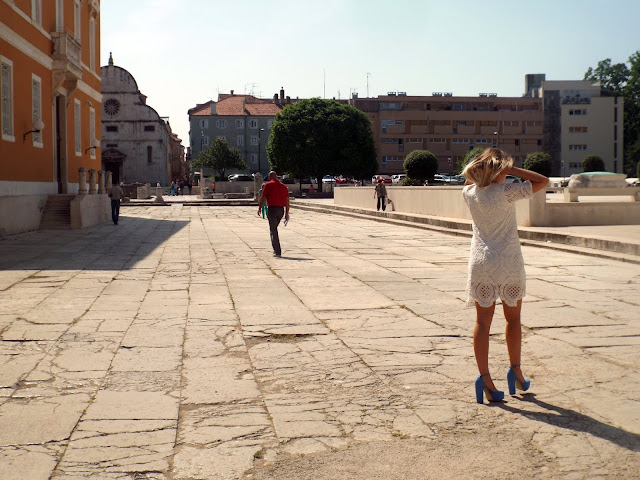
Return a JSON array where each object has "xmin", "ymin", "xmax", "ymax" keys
[
  {"xmin": 111, "ymin": 199, "xmax": 121, "ymax": 224},
  {"xmin": 267, "ymin": 206, "xmax": 284, "ymax": 255}
]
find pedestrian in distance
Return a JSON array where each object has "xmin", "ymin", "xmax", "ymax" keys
[
  {"xmin": 462, "ymin": 148, "xmax": 549, "ymax": 404},
  {"xmin": 170, "ymin": 180, "xmax": 176, "ymax": 196},
  {"xmin": 257, "ymin": 171, "xmax": 290, "ymax": 257},
  {"xmin": 374, "ymin": 178, "xmax": 387, "ymax": 211},
  {"xmin": 108, "ymin": 182, "xmax": 125, "ymax": 225}
]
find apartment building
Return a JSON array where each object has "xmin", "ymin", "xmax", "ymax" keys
[
  {"xmin": 188, "ymin": 88, "xmax": 294, "ymax": 179},
  {"xmin": 530, "ymin": 76, "xmax": 623, "ymax": 176},
  {"xmin": 349, "ymin": 92, "xmax": 544, "ymax": 174},
  {"xmin": 1, "ymin": 0, "xmax": 101, "ymax": 233}
]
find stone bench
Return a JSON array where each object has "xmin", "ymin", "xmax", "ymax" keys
[
  {"xmin": 564, "ymin": 187, "xmax": 640, "ymax": 202},
  {"xmin": 225, "ymin": 193, "xmax": 251, "ymax": 199}
]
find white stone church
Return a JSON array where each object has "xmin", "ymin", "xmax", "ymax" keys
[{"xmin": 100, "ymin": 54, "xmax": 181, "ymax": 185}]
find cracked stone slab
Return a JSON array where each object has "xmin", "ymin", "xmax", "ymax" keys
[
  {"xmin": 110, "ymin": 346, "xmax": 182, "ymax": 372},
  {"xmin": 0, "ymin": 395, "xmax": 89, "ymax": 446},
  {"xmin": 56, "ymin": 420, "xmax": 175, "ymax": 476},
  {"xmin": 84, "ymin": 391, "xmax": 179, "ymax": 421},
  {"xmin": 0, "ymin": 444, "xmax": 64, "ymax": 480},
  {"xmin": 181, "ymin": 356, "xmax": 261, "ymax": 404}
]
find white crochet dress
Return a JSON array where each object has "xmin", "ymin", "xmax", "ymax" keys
[{"xmin": 463, "ymin": 181, "xmax": 533, "ymax": 307}]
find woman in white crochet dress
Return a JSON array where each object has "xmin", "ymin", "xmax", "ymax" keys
[{"xmin": 462, "ymin": 148, "xmax": 549, "ymax": 404}]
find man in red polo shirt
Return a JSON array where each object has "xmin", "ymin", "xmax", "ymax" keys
[{"xmin": 257, "ymin": 171, "xmax": 290, "ymax": 257}]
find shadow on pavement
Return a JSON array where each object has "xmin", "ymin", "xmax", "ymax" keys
[
  {"xmin": 0, "ymin": 216, "xmax": 189, "ymax": 271},
  {"xmin": 499, "ymin": 394, "xmax": 640, "ymax": 451},
  {"xmin": 277, "ymin": 256, "xmax": 314, "ymax": 261}
]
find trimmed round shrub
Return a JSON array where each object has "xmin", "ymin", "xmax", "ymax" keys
[
  {"xmin": 582, "ymin": 155, "xmax": 605, "ymax": 172},
  {"xmin": 456, "ymin": 147, "xmax": 487, "ymax": 175},
  {"xmin": 403, "ymin": 150, "xmax": 438, "ymax": 182},
  {"xmin": 402, "ymin": 177, "xmax": 424, "ymax": 186},
  {"xmin": 523, "ymin": 152, "xmax": 552, "ymax": 177}
]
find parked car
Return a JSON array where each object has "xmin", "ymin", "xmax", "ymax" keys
[
  {"xmin": 431, "ymin": 174, "xmax": 448, "ymax": 185},
  {"xmin": 449, "ymin": 175, "xmax": 466, "ymax": 185},
  {"xmin": 392, "ymin": 174, "xmax": 407, "ymax": 184},
  {"xmin": 280, "ymin": 177, "xmax": 295, "ymax": 184},
  {"xmin": 372, "ymin": 175, "xmax": 392, "ymax": 184},
  {"xmin": 228, "ymin": 174, "xmax": 253, "ymax": 181},
  {"xmin": 322, "ymin": 175, "xmax": 336, "ymax": 184},
  {"xmin": 334, "ymin": 176, "xmax": 354, "ymax": 184},
  {"xmin": 504, "ymin": 175, "xmax": 523, "ymax": 184}
]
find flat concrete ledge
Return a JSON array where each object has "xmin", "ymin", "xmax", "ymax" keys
[
  {"xmin": 0, "ymin": 194, "xmax": 48, "ymax": 235},
  {"xmin": 70, "ymin": 194, "xmax": 110, "ymax": 229},
  {"xmin": 291, "ymin": 200, "xmax": 640, "ymax": 262}
]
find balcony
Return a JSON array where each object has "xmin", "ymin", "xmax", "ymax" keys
[{"xmin": 51, "ymin": 30, "xmax": 83, "ymax": 82}]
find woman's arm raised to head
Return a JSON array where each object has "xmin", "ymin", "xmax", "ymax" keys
[{"xmin": 507, "ymin": 167, "xmax": 549, "ymax": 194}]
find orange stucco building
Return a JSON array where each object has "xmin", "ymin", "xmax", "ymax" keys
[{"xmin": 1, "ymin": 0, "xmax": 102, "ymax": 233}]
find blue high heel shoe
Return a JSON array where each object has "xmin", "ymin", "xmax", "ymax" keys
[
  {"xmin": 475, "ymin": 373, "xmax": 504, "ymax": 404},
  {"xmin": 507, "ymin": 365, "xmax": 531, "ymax": 395}
]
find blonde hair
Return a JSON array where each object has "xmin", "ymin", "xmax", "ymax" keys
[{"xmin": 462, "ymin": 148, "xmax": 513, "ymax": 187}]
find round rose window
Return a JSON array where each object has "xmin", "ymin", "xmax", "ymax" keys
[{"xmin": 104, "ymin": 98, "xmax": 120, "ymax": 116}]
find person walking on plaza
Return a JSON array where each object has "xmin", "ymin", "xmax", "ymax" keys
[
  {"xmin": 374, "ymin": 178, "xmax": 387, "ymax": 211},
  {"xmin": 462, "ymin": 148, "xmax": 549, "ymax": 404},
  {"xmin": 108, "ymin": 182, "xmax": 125, "ymax": 225},
  {"xmin": 257, "ymin": 171, "xmax": 290, "ymax": 257}
]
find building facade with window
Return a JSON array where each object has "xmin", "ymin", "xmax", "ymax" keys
[
  {"xmin": 532, "ymin": 77, "xmax": 624, "ymax": 176},
  {"xmin": 1, "ymin": 0, "xmax": 101, "ymax": 233},
  {"xmin": 101, "ymin": 54, "xmax": 182, "ymax": 185},
  {"xmin": 349, "ymin": 92, "xmax": 544, "ymax": 175},
  {"xmin": 188, "ymin": 88, "xmax": 292, "ymax": 179}
]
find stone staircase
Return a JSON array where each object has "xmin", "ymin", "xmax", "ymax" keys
[{"xmin": 39, "ymin": 195, "xmax": 74, "ymax": 230}]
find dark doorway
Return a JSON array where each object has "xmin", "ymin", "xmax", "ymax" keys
[{"xmin": 104, "ymin": 162, "xmax": 120, "ymax": 185}]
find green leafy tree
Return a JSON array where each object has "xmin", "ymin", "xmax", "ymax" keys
[
  {"xmin": 582, "ymin": 155, "xmax": 605, "ymax": 172},
  {"xmin": 454, "ymin": 146, "xmax": 486, "ymax": 175},
  {"xmin": 523, "ymin": 152, "xmax": 552, "ymax": 177},
  {"xmin": 267, "ymin": 98, "xmax": 377, "ymax": 183},
  {"xmin": 584, "ymin": 58, "xmax": 629, "ymax": 95},
  {"xmin": 585, "ymin": 52, "xmax": 640, "ymax": 176},
  {"xmin": 403, "ymin": 150, "xmax": 438, "ymax": 183},
  {"xmin": 191, "ymin": 138, "xmax": 247, "ymax": 180}
]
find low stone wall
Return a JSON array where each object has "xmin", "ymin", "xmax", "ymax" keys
[
  {"xmin": 214, "ymin": 181, "xmax": 256, "ymax": 195},
  {"xmin": 70, "ymin": 194, "xmax": 110, "ymax": 229},
  {"xmin": 0, "ymin": 194, "xmax": 48, "ymax": 236},
  {"xmin": 544, "ymin": 201, "xmax": 640, "ymax": 226},
  {"xmin": 136, "ymin": 185, "xmax": 152, "ymax": 199},
  {"xmin": 335, "ymin": 186, "xmax": 640, "ymax": 227}
]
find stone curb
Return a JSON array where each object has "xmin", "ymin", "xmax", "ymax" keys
[{"xmin": 290, "ymin": 200, "xmax": 640, "ymax": 264}]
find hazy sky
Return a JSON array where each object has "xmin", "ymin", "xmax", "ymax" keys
[{"xmin": 100, "ymin": 0, "xmax": 640, "ymax": 146}]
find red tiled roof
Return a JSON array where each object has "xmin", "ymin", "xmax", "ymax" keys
[
  {"xmin": 188, "ymin": 101, "xmax": 215, "ymax": 116},
  {"xmin": 215, "ymin": 95, "xmax": 283, "ymax": 116}
]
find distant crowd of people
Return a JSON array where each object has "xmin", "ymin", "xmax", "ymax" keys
[{"xmin": 169, "ymin": 179, "xmax": 192, "ymax": 196}]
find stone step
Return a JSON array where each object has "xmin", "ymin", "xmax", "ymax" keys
[{"xmin": 40, "ymin": 195, "xmax": 74, "ymax": 230}]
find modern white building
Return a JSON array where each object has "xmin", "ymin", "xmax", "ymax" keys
[{"xmin": 527, "ymin": 75, "xmax": 624, "ymax": 176}]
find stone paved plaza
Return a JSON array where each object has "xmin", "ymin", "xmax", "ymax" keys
[{"xmin": 0, "ymin": 205, "xmax": 639, "ymax": 479}]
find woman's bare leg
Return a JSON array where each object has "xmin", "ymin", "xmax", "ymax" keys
[
  {"xmin": 503, "ymin": 299, "xmax": 526, "ymax": 382},
  {"xmin": 474, "ymin": 302, "xmax": 497, "ymax": 390}
]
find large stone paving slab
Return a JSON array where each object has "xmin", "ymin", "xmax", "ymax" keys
[{"xmin": 0, "ymin": 205, "xmax": 638, "ymax": 479}]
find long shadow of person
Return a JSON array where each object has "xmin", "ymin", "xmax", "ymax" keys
[{"xmin": 498, "ymin": 394, "xmax": 640, "ymax": 452}]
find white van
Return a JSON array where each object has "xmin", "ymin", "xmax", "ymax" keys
[{"xmin": 392, "ymin": 174, "xmax": 406, "ymax": 184}]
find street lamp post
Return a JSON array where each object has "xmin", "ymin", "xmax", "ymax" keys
[
  {"xmin": 493, "ymin": 131, "xmax": 499, "ymax": 148},
  {"xmin": 257, "ymin": 128, "xmax": 265, "ymax": 177}
]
